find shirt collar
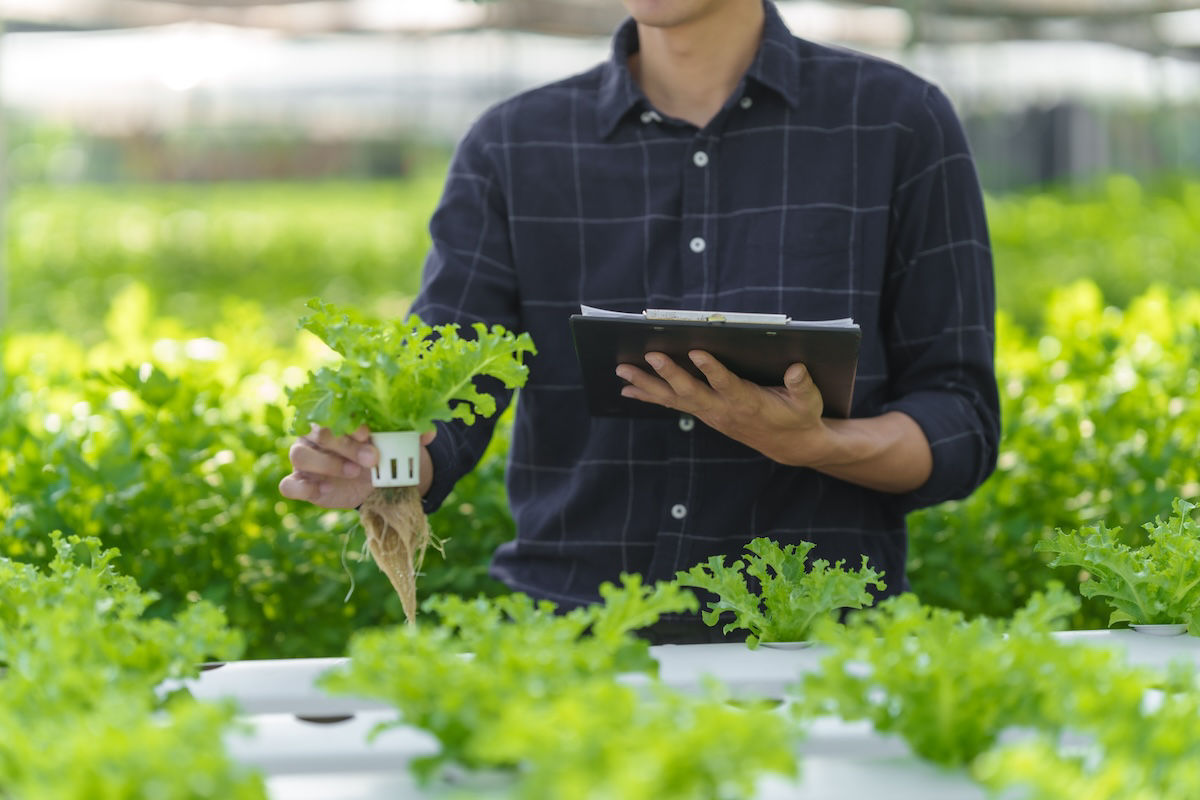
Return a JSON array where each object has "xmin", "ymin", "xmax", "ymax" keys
[
  {"xmin": 746, "ymin": 0, "xmax": 803, "ymax": 112},
  {"xmin": 595, "ymin": 16, "xmax": 643, "ymax": 139},
  {"xmin": 595, "ymin": 0, "xmax": 802, "ymax": 140}
]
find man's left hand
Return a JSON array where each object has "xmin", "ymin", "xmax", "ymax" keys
[{"xmin": 615, "ymin": 350, "xmax": 832, "ymax": 468}]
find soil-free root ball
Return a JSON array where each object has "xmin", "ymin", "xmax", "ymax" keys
[{"xmin": 288, "ymin": 299, "xmax": 536, "ymax": 622}]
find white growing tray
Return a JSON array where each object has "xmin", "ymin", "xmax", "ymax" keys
[
  {"xmin": 178, "ymin": 629, "xmax": 1200, "ymax": 715},
  {"xmin": 178, "ymin": 630, "xmax": 1198, "ymax": 800},
  {"xmin": 234, "ymin": 711, "xmax": 988, "ymax": 800}
]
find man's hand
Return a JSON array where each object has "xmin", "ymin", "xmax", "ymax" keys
[
  {"xmin": 615, "ymin": 350, "xmax": 933, "ymax": 493},
  {"xmin": 616, "ymin": 350, "xmax": 830, "ymax": 467},
  {"xmin": 279, "ymin": 424, "xmax": 437, "ymax": 508}
]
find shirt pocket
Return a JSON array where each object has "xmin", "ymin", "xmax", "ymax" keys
[{"xmin": 739, "ymin": 208, "xmax": 856, "ymax": 319}]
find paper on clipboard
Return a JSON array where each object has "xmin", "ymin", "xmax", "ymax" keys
[{"xmin": 580, "ymin": 304, "xmax": 855, "ymax": 328}]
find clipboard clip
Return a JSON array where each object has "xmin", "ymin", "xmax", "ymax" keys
[{"xmin": 644, "ymin": 308, "xmax": 791, "ymax": 325}]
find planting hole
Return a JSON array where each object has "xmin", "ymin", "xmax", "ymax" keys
[
  {"xmin": 407, "ymin": 456, "xmax": 415, "ymax": 479},
  {"xmin": 389, "ymin": 457, "xmax": 398, "ymax": 479},
  {"xmin": 295, "ymin": 714, "xmax": 355, "ymax": 725}
]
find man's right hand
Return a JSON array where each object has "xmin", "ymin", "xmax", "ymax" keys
[{"xmin": 278, "ymin": 424, "xmax": 436, "ymax": 509}]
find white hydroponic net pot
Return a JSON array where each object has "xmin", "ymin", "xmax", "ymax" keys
[{"xmin": 370, "ymin": 431, "xmax": 421, "ymax": 488}]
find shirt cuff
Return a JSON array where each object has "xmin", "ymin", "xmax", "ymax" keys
[
  {"xmin": 882, "ymin": 391, "xmax": 995, "ymax": 514},
  {"xmin": 420, "ymin": 423, "xmax": 460, "ymax": 515}
]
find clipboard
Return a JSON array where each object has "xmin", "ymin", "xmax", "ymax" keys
[{"xmin": 569, "ymin": 307, "xmax": 861, "ymax": 418}]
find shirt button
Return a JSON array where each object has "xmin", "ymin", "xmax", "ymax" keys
[
  {"xmin": 692, "ymin": 151, "xmax": 709, "ymax": 167},
  {"xmin": 689, "ymin": 237, "xmax": 706, "ymax": 253},
  {"xmin": 640, "ymin": 110, "xmax": 662, "ymax": 124},
  {"xmin": 670, "ymin": 503, "xmax": 688, "ymax": 520},
  {"xmin": 678, "ymin": 414, "xmax": 695, "ymax": 432},
  {"xmin": 739, "ymin": 96, "xmax": 753, "ymax": 109}
]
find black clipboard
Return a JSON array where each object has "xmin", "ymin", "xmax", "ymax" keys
[{"xmin": 569, "ymin": 312, "xmax": 861, "ymax": 419}]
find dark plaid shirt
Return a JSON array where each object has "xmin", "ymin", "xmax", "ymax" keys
[{"xmin": 413, "ymin": 0, "xmax": 1000, "ymax": 608}]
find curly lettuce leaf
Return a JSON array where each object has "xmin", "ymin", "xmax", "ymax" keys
[
  {"xmin": 798, "ymin": 585, "xmax": 1093, "ymax": 767},
  {"xmin": 1036, "ymin": 498, "xmax": 1200, "ymax": 631},
  {"xmin": 975, "ymin": 658, "xmax": 1200, "ymax": 799},
  {"xmin": 319, "ymin": 576, "xmax": 698, "ymax": 781},
  {"xmin": 675, "ymin": 537, "xmax": 885, "ymax": 648},
  {"xmin": 0, "ymin": 534, "xmax": 262, "ymax": 800},
  {"xmin": 288, "ymin": 299, "xmax": 537, "ymax": 436}
]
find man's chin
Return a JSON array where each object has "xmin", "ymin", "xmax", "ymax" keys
[{"xmin": 621, "ymin": 0, "xmax": 722, "ymax": 29}]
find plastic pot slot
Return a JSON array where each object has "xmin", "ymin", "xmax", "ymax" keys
[{"xmin": 370, "ymin": 431, "xmax": 422, "ymax": 488}]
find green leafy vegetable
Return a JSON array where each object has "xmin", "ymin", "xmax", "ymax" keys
[
  {"xmin": 321, "ymin": 577, "xmax": 797, "ymax": 797},
  {"xmin": 675, "ymin": 537, "xmax": 885, "ymax": 648},
  {"xmin": 795, "ymin": 585, "xmax": 1100, "ymax": 767},
  {"xmin": 288, "ymin": 299, "xmax": 536, "ymax": 436},
  {"xmin": 974, "ymin": 661, "xmax": 1200, "ymax": 799},
  {"xmin": 286, "ymin": 299, "xmax": 537, "ymax": 624},
  {"xmin": 1036, "ymin": 498, "xmax": 1200, "ymax": 633},
  {"xmin": 0, "ymin": 533, "xmax": 264, "ymax": 799},
  {"xmin": 908, "ymin": 282, "xmax": 1200, "ymax": 631},
  {"xmin": 319, "ymin": 575, "xmax": 698, "ymax": 780},
  {"xmin": 477, "ymin": 680, "xmax": 798, "ymax": 800}
]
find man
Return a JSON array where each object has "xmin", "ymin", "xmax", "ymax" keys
[{"xmin": 280, "ymin": 0, "xmax": 1001, "ymax": 641}]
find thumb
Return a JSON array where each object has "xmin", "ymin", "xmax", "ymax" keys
[
  {"xmin": 784, "ymin": 363, "xmax": 810, "ymax": 394},
  {"xmin": 419, "ymin": 429, "xmax": 438, "ymax": 446}
]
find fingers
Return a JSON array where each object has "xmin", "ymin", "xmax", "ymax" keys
[
  {"xmin": 687, "ymin": 350, "xmax": 740, "ymax": 393},
  {"xmin": 304, "ymin": 425, "xmax": 378, "ymax": 470},
  {"xmin": 279, "ymin": 471, "xmax": 322, "ymax": 503},
  {"xmin": 290, "ymin": 437, "xmax": 367, "ymax": 479},
  {"xmin": 643, "ymin": 352, "xmax": 712, "ymax": 400},
  {"xmin": 278, "ymin": 468, "xmax": 371, "ymax": 509},
  {"xmin": 280, "ymin": 425, "xmax": 379, "ymax": 510},
  {"xmin": 615, "ymin": 363, "xmax": 665, "ymax": 406},
  {"xmin": 617, "ymin": 354, "xmax": 696, "ymax": 409},
  {"xmin": 617, "ymin": 351, "xmax": 744, "ymax": 411}
]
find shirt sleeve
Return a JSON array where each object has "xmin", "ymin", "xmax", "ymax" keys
[
  {"xmin": 881, "ymin": 83, "xmax": 1001, "ymax": 514},
  {"xmin": 409, "ymin": 113, "xmax": 522, "ymax": 515}
]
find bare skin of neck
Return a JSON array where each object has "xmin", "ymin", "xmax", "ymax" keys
[{"xmin": 627, "ymin": 0, "xmax": 765, "ymax": 129}]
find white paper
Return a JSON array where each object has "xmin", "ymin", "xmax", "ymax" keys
[{"xmin": 580, "ymin": 304, "xmax": 856, "ymax": 329}]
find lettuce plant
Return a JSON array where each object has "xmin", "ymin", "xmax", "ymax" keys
[
  {"xmin": 675, "ymin": 537, "xmax": 885, "ymax": 647},
  {"xmin": 286, "ymin": 298, "xmax": 536, "ymax": 624},
  {"xmin": 795, "ymin": 585, "xmax": 1113, "ymax": 767},
  {"xmin": 0, "ymin": 534, "xmax": 263, "ymax": 799},
  {"xmin": 478, "ymin": 680, "xmax": 798, "ymax": 800},
  {"xmin": 319, "ymin": 576, "xmax": 799, "ymax": 798},
  {"xmin": 1037, "ymin": 498, "xmax": 1200, "ymax": 633},
  {"xmin": 975, "ymin": 661, "xmax": 1200, "ymax": 799},
  {"xmin": 319, "ymin": 575, "xmax": 699, "ymax": 780}
]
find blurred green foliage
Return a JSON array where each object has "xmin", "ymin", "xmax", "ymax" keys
[
  {"xmin": 907, "ymin": 281, "xmax": 1200, "ymax": 627},
  {"xmin": 988, "ymin": 174, "xmax": 1200, "ymax": 328},
  {"xmin": 2, "ymin": 172, "xmax": 1198, "ymax": 653},
  {"xmin": 5, "ymin": 178, "xmax": 441, "ymax": 345},
  {"xmin": 0, "ymin": 534, "xmax": 265, "ymax": 799}
]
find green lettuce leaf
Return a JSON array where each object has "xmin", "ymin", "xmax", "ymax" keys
[
  {"xmin": 287, "ymin": 299, "xmax": 537, "ymax": 436},
  {"xmin": 675, "ymin": 537, "xmax": 886, "ymax": 648},
  {"xmin": 1036, "ymin": 498, "xmax": 1200, "ymax": 631}
]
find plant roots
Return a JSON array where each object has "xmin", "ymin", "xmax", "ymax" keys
[{"xmin": 359, "ymin": 486, "xmax": 438, "ymax": 623}]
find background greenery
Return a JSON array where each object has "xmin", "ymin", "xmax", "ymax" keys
[{"xmin": 2, "ymin": 170, "xmax": 1198, "ymax": 655}]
